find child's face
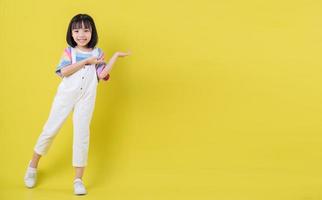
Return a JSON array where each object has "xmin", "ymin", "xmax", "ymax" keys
[{"xmin": 72, "ymin": 22, "xmax": 92, "ymax": 48}]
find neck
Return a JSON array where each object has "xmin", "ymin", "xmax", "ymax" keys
[{"xmin": 76, "ymin": 45, "xmax": 93, "ymax": 52}]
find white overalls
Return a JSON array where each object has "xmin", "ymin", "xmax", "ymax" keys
[{"xmin": 34, "ymin": 47, "xmax": 99, "ymax": 167}]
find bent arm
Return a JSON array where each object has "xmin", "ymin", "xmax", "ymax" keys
[
  {"xmin": 60, "ymin": 59, "xmax": 88, "ymax": 77},
  {"xmin": 98, "ymin": 53, "xmax": 119, "ymax": 79}
]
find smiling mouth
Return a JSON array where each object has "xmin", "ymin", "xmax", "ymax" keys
[{"xmin": 77, "ymin": 39, "xmax": 87, "ymax": 42}]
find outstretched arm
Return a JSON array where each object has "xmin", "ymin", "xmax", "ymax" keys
[{"xmin": 98, "ymin": 51, "xmax": 131, "ymax": 80}]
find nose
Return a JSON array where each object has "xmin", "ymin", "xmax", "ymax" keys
[
  {"xmin": 77, "ymin": 30, "xmax": 87, "ymax": 36},
  {"xmin": 79, "ymin": 31, "xmax": 85, "ymax": 37}
]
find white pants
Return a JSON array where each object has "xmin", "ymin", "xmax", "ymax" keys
[{"xmin": 34, "ymin": 64, "xmax": 98, "ymax": 167}]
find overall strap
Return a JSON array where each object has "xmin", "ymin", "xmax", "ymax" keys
[
  {"xmin": 92, "ymin": 48, "xmax": 99, "ymax": 58},
  {"xmin": 71, "ymin": 47, "xmax": 76, "ymax": 64}
]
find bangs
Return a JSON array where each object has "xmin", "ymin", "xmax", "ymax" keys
[{"xmin": 71, "ymin": 20, "xmax": 92, "ymax": 30}]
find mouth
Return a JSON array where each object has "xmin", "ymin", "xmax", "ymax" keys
[{"xmin": 77, "ymin": 39, "xmax": 87, "ymax": 43}]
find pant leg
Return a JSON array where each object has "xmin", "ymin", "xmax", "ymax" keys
[
  {"xmin": 33, "ymin": 89, "xmax": 75, "ymax": 156},
  {"xmin": 72, "ymin": 90, "xmax": 97, "ymax": 167}
]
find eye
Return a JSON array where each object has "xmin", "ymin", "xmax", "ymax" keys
[
  {"xmin": 73, "ymin": 30, "xmax": 79, "ymax": 33},
  {"xmin": 84, "ymin": 29, "xmax": 90, "ymax": 32}
]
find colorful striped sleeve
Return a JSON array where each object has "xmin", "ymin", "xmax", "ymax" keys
[
  {"xmin": 55, "ymin": 47, "xmax": 72, "ymax": 78},
  {"xmin": 96, "ymin": 48, "xmax": 110, "ymax": 82}
]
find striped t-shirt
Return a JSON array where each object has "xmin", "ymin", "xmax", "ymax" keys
[{"xmin": 55, "ymin": 46, "xmax": 110, "ymax": 81}]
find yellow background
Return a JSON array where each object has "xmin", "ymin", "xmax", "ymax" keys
[{"xmin": 1, "ymin": 0, "xmax": 322, "ymax": 199}]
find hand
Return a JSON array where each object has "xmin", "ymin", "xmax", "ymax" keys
[
  {"xmin": 116, "ymin": 50, "xmax": 131, "ymax": 57},
  {"xmin": 85, "ymin": 56, "xmax": 105, "ymax": 65}
]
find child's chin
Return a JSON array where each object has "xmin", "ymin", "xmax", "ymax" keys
[{"xmin": 77, "ymin": 43, "xmax": 89, "ymax": 47}]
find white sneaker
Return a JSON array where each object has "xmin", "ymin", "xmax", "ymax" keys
[
  {"xmin": 24, "ymin": 161, "xmax": 37, "ymax": 188},
  {"xmin": 74, "ymin": 178, "xmax": 87, "ymax": 195}
]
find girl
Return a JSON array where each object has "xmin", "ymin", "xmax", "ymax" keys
[{"xmin": 23, "ymin": 13, "xmax": 130, "ymax": 195}]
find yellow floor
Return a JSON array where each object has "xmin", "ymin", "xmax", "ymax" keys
[{"xmin": 1, "ymin": 131, "xmax": 322, "ymax": 200}]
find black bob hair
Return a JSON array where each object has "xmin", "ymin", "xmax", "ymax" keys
[{"xmin": 66, "ymin": 14, "xmax": 98, "ymax": 48}]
